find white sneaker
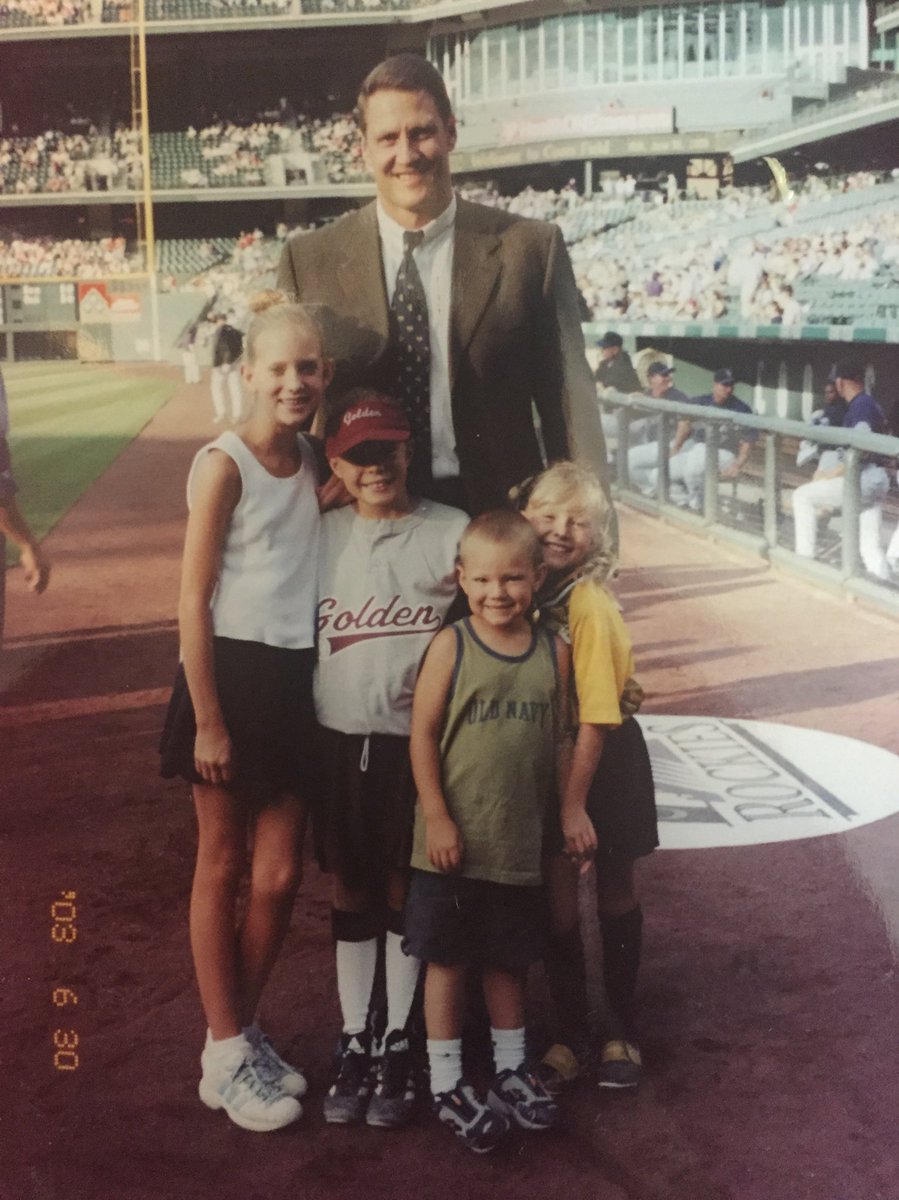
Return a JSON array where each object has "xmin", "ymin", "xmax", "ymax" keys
[
  {"xmin": 246, "ymin": 1026, "xmax": 307, "ymax": 1098},
  {"xmin": 199, "ymin": 1052, "xmax": 302, "ymax": 1132}
]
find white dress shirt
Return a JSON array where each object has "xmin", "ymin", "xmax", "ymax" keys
[{"xmin": 376, "ymin": 196, "xmax": 459, "ymax": 479}]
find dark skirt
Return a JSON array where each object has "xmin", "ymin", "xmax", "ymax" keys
[
  {"xmin": 586, "ymin": 716, "xmax": 658, "ymax": 862},
  {"xmin": 159, "ymin": 637, "xmax": 316, "ymax": 809},
  {"xmin": 545, "ymin": 716, "xmax": 658, "ymax": 863}
]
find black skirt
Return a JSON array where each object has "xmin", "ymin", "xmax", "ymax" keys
[
  {"xmin": 586, "ymin": 716, "xmax": 659, "ymax": 862},
  {"xmin": 545, "ymin": 716, "xmax": 658, "ymax": 862},
  {"xmin": 159, "ymin": 637, "xmax": 316, "ymax": 809}
]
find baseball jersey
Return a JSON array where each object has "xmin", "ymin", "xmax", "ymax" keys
[
  {"xmin": 689, "ymin": 393, "xmax": 758, "ymax": 454},
  {"xmin": 315, "ymin": 499, "xmax": 468, "ymax": 736}
]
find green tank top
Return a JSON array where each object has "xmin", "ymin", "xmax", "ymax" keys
[{"xmin": 410, "ymin": 618, "xmax": 560, "ymax": 886}]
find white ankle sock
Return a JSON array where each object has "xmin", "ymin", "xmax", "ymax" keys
[
  {"xmin": 204, "ymin": 1031, "xmax": 249, "ymax": 1067},
  {"xmin": 491, "ymin": 1026, "xmax": 526, "ymax": 1074},
  {"xmin": 428, "ymin": 1038, "xmax": 463, "ymax": 1098},
  {"xmin": 384, "ymin": 930, "xmax": 420, "ymax": 1039},
  {"xmin": 336, "ymin": 937, "xmax": 378, "ymax": 1036}
]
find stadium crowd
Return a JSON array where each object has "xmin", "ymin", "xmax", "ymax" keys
[
  {"xmin": 0, "ymin": 127, "xmax": 142, "ymax": 195},
  {"xmin": 0, "ymin": 0, "xmax": 130, "ymax": 24},
  {"xmin": 0, "ymin": 233, "xmax": 141, "ymax": 278},
  {"xmin": 170, "ymin": 112, "xmax": 366, "ymax": 187},
  {"xmin": 3, "ymin": 172, "xmax": 898, "ymax": 331},
  {"xmin": 0, "ymin": 0, "xmax": 418, "ymax": 24}
]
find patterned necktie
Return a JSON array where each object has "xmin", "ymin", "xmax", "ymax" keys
[{"xmin": 390, "ymin": 229, "xmax": 431, "ymax": 486}]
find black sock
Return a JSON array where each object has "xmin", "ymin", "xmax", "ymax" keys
[
  {"xmin": 543, "ymin": 927, "xmax": 589, "ymax": 1051},
  {"xmin": 599, "ymin": 905, "xmax": 643, "ymax": 1040}
]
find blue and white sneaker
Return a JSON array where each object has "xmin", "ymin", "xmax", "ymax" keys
[
  {"xmin": 486, "ymin": 1065, "xmax": 559, "ymax": 1131},
  {"xmin": 199, "ymin": 1053, "xmax": 302, "ymax": 1132},
  {"xmin": 433, "ymin": 1080, "xmax": 509, "ymax": 1153},
  {"xmin": 246, "ymin": 1026, "xmax": 307, "ymax": 1099}
]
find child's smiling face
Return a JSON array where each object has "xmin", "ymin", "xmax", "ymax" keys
[
  {"xmin": 457, "ymin": 535, "xmax": 544, "ymax": 632},
  {"xmin": 524, "ymin": 501, "xmax": 595, "ymax": 575},
  {"xmin": 242, "ymin": 323, "xmax": 330, "ymax": 429},
  {"xmin": 329, "ymin": 441, "xmax": 413, "ymax": 519}
]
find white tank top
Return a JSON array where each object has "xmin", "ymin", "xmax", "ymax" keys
[{"xmin": 187, "ymin": 430, "xmax": 319, "ymax": 649}]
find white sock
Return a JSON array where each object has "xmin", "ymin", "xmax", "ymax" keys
[
  {"xmin": 336, "ymin": 937, "xmax": 378, "ymax": 1036},
  {"xmin": 491, "ymin": 1026, "xmax": 526, "ymax": 1075},
  {"xmin": 428, "ymin": 1038, "xmax": 463, "ymax": 1098},
  {"xmin": 203, "ymin": 1030, "xmax": 250, "ymax": 1068},
  {"xmin": 384, "ymin": 930, "xmax": 420, "ymax": 1041}
]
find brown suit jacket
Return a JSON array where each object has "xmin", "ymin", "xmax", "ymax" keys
[{"xmin": 277, "ymin": 197, "xmax": 609, "ymax": 515}]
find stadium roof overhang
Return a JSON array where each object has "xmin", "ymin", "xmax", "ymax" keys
[
  {"xmin": 732, "ymin": 99, "xmax": 899, "ymax": 164},
  {"xmin": 874, "ymin": 2, "xmax": 899, "ymax": 34}
]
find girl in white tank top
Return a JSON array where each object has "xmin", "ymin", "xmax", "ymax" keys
[{"xmin": 161, "ymin": 294, "xmax": 333, "ymax": 1132}]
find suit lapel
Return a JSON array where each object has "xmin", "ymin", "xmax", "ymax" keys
[
  {"xmin": 335, "ymin": 204, "xmax": 390, "ymax": 345},
  {"xmin": 450, "ymin": 203, "xmax": 502, "ymax": 391}
]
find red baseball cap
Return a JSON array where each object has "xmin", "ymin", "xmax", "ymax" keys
[{"xmin": 326, "ymin": 396, "xmax": 411, "ymax": 460}]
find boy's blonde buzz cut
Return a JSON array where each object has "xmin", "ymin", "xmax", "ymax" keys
[{"xmin": 458, "ymin": 508, "xmax": 543, "ymax": 571}]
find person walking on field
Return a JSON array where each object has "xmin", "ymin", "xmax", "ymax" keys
[
  {"xmin": 0, "ymin": 365, "xmax": 49, "ymax": 642},
  {"xmin": 277, "ymin": 53, "xmax": 611, "ymax": 519},
  {"xmin": 210, "ymin": 314, "xmax": 245, "ymax": 425}
]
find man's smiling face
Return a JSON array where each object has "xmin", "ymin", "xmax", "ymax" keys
[{"xmin": 360, "ymin": 88, "xmax": 457, "ymax": 229}]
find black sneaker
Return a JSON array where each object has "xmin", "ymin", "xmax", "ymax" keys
[
  {"xmin": 322, "ymin": 1033, "xmax": 373, "ymax": 1124},
  {"xmin": 433, "ymin": 1080, "xmax": 509, "ymax": 1153},
  {"xmin": 366, "ymin": 1030, "xmax": 416, "ymax": 1129},
  {"xmin": 486, "ymin": 1065, "xmax": 559, "ymax": 1131}
]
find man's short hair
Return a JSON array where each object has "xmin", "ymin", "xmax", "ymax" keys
[{"xmin": 355, "ymin": 54, "xmax": 454, "ymax": 131}]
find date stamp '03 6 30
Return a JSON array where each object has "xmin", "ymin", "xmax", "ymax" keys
[{"xmin": 50, "ymin": 891, "xmax": 80, "ymax": 1072}]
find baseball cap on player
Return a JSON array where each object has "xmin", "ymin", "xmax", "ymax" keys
[
  {"xmin": 832, "ymin": 358, "xmax": 865, "ymax": 384},
  {"xmin": 326, "ymin": 391, "xmax": 411, "ymax": 462},
  {"xmin": 598, "ymin": 331, "xmax": 624, "ymax": 349},
  {"xmin": 647, "ymin": 361, "xmax": 674, "ymax": 378},
  {"xmin": 713, "ymin": 368, "xmax": 735, "ymax": 385}
]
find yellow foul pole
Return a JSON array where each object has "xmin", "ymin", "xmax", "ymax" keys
[{"xmin": 132, "ymin": 0, "xmax": 160, "ymax": 360}]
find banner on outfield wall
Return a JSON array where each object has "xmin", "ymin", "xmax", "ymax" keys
[
  {"xmin": 640, "ymin": 716, "xmax": 899, "ymax": 850},
  {"xmin": 77, "ymin": 283, "xmax": 142, "ymax": 324},
  {"xmin": 500, "ymin": 107, "xmax": 673, "ymax": 146}
]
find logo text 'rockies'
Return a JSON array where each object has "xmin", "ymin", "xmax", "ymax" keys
[{"xmin": 318, "ymin": 594, "xmax": 442, "ymax": 654}]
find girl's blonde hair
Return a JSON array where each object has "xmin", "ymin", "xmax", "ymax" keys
[
  {"xmin": 514, "ymin": 460, "xmax": 617, "ymax": 584},
  {"xmin": 244, "ymin": 289, "xmax": 325, "ymax": 365}
]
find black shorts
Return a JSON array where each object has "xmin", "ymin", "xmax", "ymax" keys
[
  {"xmin": 403, "ymin": 870, "xmax": 547, "ymax": 972},
  {"xmin": 314, "ymin": 728, "xmax": 417, "ymax": 893},
  {"xmin": 159, "ymin": 637, "xmax": 316, "ymax": 809},
  {"xmin": 545, "ymin": 717, "xmax": 658, "ymax": 862}
]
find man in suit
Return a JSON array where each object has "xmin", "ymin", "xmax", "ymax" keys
[{"xmin": 277, "ymin": 54, "xmax": 609, "ymax": 517}]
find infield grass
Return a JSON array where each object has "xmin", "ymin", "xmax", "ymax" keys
[{"xmin": 4, "ymin": 362, "xmax": 177, "ymax": 565}]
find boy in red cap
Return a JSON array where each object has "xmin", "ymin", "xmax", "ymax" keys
[{"xmin": 315, "ymin": 388, "xmax": 468, "ymax": 1129}]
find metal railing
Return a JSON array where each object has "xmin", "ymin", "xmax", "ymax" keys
[{"xmin": 601, "ymin": 390, "xmax": 899, "ymax": 613}]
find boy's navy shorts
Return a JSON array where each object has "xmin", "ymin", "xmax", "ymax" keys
[{"xmin": 403, "ymin": 869, "xmax": 547, "ymax": 972}]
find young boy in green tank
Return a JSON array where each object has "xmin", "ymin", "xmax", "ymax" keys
[{"xmin": 406, "ymin": 509, "xmax": 571, "ymax": 1152}]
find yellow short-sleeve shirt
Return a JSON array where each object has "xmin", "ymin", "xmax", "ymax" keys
[{"xmin": 569, "ymin": 580, "xmax": 635, "ymax": 727}]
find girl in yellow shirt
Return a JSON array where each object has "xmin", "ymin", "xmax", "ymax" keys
[{"xmin": 519, "ymin": 461, "xmax": 658, "ymax": 1091}]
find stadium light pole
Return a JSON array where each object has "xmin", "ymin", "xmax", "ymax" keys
[{"xmin": 132, "ymin": 0, "xmax": 161, "ymax": 362}]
